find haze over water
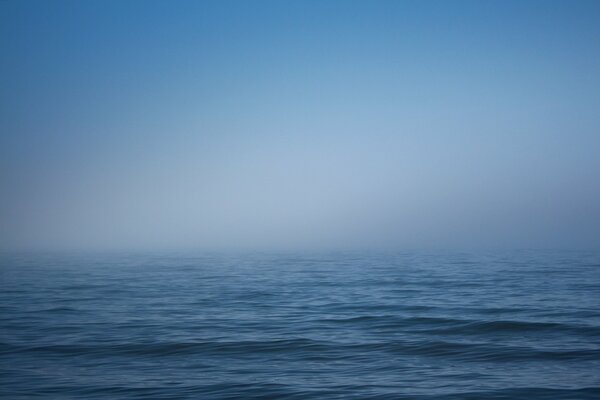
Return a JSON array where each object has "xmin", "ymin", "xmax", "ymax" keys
[
  {"xmin": 1, "ymin": 1, "xmax": 600, "ymax": 399},
  {"xmin": 2, "ymin": 0, "xmax": 600, "ymax": 251}
]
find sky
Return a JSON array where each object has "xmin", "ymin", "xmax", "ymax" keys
[{"xmin": 1, "ymin": 0, "xmax": 599, "ymax": 251}]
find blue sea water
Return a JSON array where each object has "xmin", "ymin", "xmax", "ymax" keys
[{"xmin": 1, "ymin": 251, "xmax": 599, "ymax": 399}]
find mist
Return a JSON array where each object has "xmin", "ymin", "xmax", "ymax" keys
[{"xmin": 2, "ymin": 0, "xmax": 599, "ymax": 251}]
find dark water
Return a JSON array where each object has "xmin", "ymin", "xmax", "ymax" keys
[{"xmin": 1, "ymin": 251, "xmax": 599, "ymax": 399}]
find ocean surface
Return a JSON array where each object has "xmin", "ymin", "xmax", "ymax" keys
[{"xmin": 1, "ymin": 251, "xmax": 599, "ymax": 399}]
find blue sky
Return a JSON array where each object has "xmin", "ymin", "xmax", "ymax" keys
[{"xmin": 1, "ymin": 0, "xmax": 599, "ymax": 251}]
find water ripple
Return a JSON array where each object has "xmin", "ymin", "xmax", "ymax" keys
[{"xmin": 1, "ymin": 251, "xmax": 599, "ymax": 399}]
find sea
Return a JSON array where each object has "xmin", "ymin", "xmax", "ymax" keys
[{"xmin": 1, "ymin": 251, "xmax": 599, "ymax": 399}]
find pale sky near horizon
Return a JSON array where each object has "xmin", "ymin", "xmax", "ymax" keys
[{"xmin": 1, "ymin": 0, "xmax": 599, "ymax": 251}]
